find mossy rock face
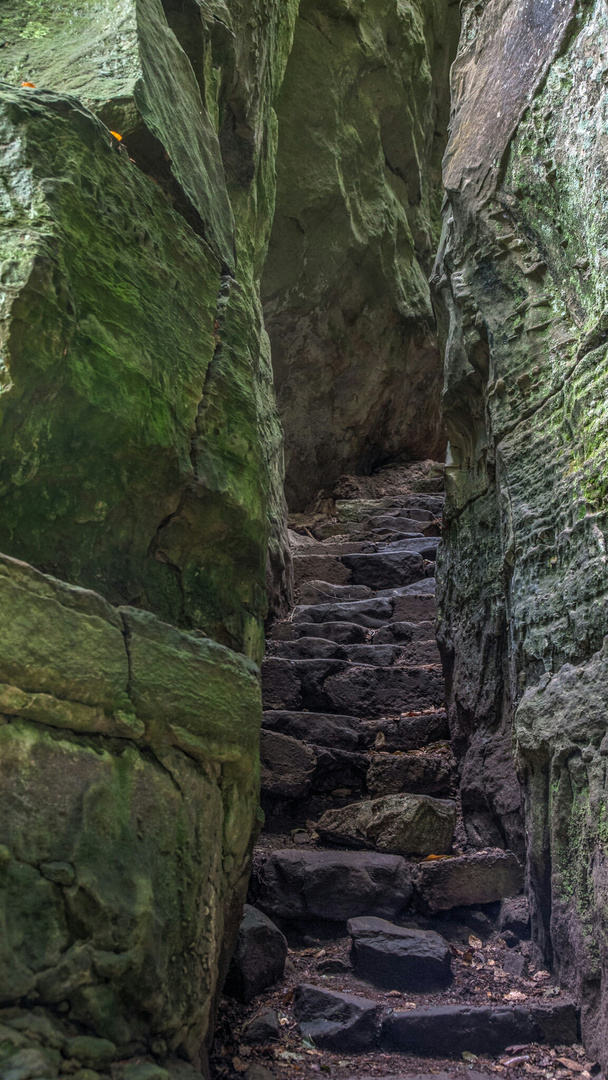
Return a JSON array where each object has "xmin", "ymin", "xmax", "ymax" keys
[
  {"xmin": 0, "ymin": 0, "xmax": 298, "ymax": 653},
  {"xmin": 262, "ymin": 0, "xmax": 459, "ymax": 510},
  {"xmin": 437, "ymin": 0, "xmax": 608, "ymax": 1067},
  {"xmin": 0, "ymin": 552, "xmax": 261, "ymax": 1069}
]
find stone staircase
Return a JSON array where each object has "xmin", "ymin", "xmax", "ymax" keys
[{"xmin": 212, "ymin": 469, "xmax": 585, "ymax": 1080}]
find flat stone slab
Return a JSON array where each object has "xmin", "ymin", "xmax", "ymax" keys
[
  {"xmin": 359, "ymin": 710, "xmax": 450, "ymax": 752},
  {"xmin": 348, "ymin": 916, "xmax": 452, "ymax": 991},
  {"xmin": 367, "ymin": 750, "xmax": 457, "ymax": 797},
  {"xmin": 317, "ymin": 794, "xmax": 456, "ymax": 857},
  {"xmin": 262, "ymin": 711, "xmax": 360, "ymax": 751},
  {"xmin": 415, "ymin": 850, "xmax": 525, "ymax": 911},
  {"xmin": 262, "ymin": 657, "xmax": 444, "ymax": 717},
  {"xmin": 382, "ymin": 1000, "xmax": 579, "ymax": 1055},
  {"xmin": 293, "ymin": 984, "xmax": 379, "ymax": 1051},
  {"xmin": 297, "ymin": 581, "xmax": 374, "ymax": 605},
  {"xmin": 292, "ymin": 590, "xmax": 436, "ymax": 628},
  {"xmin": 254, "ymin": 849, "xmax": 412, "ymax": 922},
  {"xmin": 268, "ymin": 620, "xmax": 369, "ymax": 644},
  {"xmin": 266, "ymin": 639, "xmax": 439, "ymax": 667}
]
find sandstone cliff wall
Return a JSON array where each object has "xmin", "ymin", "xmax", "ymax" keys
[
  {"xmin": 436, "ymin": 0, "xmax": 608, "ymax": 1065},
  {"xmin": 262, "ymin": 0, "xmax": 459, "ymax": 510},
  {"xmin": 0, "ymin": 1, "xmax": 299, "ymax": 1072}
]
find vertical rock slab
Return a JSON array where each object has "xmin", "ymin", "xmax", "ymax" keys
[
  {"xmin": 262, "ymin": 0, "xmax": 460, "ymax": 509},
  {"xmin": 437, "ymin": 0, "xmax": 608, "ymax": 1066}
]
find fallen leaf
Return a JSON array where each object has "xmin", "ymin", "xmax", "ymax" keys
[
  {"xmin": 231, "ymin": 1057, "xmax": 247, "ymax": 1074},
  {"xmin": 504, "ymin": 989, "xmax": 527, "ymax": 1002},
  {"xmin": 557, "ymin": 1060, "xmax": 583, "ymax": 1073},
  {"xmin": 21, "ymin": 81, "xmax": 36, "ymax": 88},
  {"xmin": 282, "ymin": 989, "xmax": 294, "ymax": 1005},
  {"xmin": 463, "ymin": 1052, "xmax": 479, "ymax": 1063},
  {"xmin": 109, "ymin": 130, "xmax": 123, "ymax": 141},
  {"xmin": 502, "ymin": 1056, "xmax": 530, "ymax": 1067},
  {"xmin": 468, "ymin": 935, "xmax": 483, "ymax": 950},
  {"xmin": 424, "ymin": 853, "xmax": 451, "ymax": 860}
]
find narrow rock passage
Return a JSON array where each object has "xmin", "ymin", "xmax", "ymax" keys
[{"xmin": 212, "ymin": 465, "xmax": 584, "ymax": 1080}]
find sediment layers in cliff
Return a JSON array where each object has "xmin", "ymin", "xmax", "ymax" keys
[{"xmin": 436, "ymin": 0, "xmax": 608, "ymax": 1065}]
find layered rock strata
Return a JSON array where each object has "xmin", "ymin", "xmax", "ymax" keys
[
  {"xmin": 0, "ymin": 552, "xmax": 261, "ymax": 1075},
  {"xmin": 262, "ymin": 0, "xmax": 459, "ymax": 509},
  {"xmin": 0, "ymin": 0, "xmax": 297, "ymax": 656},
  {"xmin": 436, "ymin": 0, "xmax": 608, "ymax": 1066}
]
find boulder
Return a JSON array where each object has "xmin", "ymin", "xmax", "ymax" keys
[
  {"xmin": 293, "ymin": 984, "xmax": 379, "ymax": 1051},
  {"xmin": 348, "ymin": 916, "xmax": 452, "ymax": 991},
  {"xmin": 242, "ymin": 1009, "xmax": 281, "ymax": 1043},
  {"xmin": 367, "ymin": 751, "xmax": 457, "ymax": 797},
  {"xmin": 498, "ymin": 896, "xmax": 531, "ymax": 939},
  {"xmin": 415, "ymin": 850, "xmax": 524, "ymax": 911},
  {"xmin": 224, "ymin": 906, "xmax": 287, "ymax": 1004},
  {"xmin": 262, "ymin": 711, "xmax": 360, "ymax": 751},
  {"xmin": 254, "ymin": 849, "xmax": 412, "ymax": 922},
  {"xmin": 259, "ymin": 730, "xmax": 317, "ymax": 799},
  {"xmin": 317, "ymin": 795, "xmax": 456, "ymax": 857}
]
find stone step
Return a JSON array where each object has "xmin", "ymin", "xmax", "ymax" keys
[
  {"xmin": 348, "ymin": 915, "xmax": 453, "ymax": 992},
  {"xmin": 293, "ymin": 550, "xmax": 425, "ymax": 591},
  {"xmin": 382, "ymin": 1001, "xmax": 579, "ymax": 1056},
  {"xmin": 414, "ymin": 849, "xmax": 525, "ymax": 911},
  {"xmin": 297, "ymin": 581, "xmax": 375, "ymax": 604},
  {"xmin": 253, "ymin": 848, "xmax": 413, "ymax": 923},
  {"xmin": 316, "ymin": 793, "xmax": 456, "ymax": 857},
  {"xmin": 268, "ymin": 619, "xmax": 369, "ymax": 644},
  {"xmin": 292, "ymin": 589, "xmax": 436, "ymax": 628},
  {"xmin": 336, "ymin": 496, "xmax": 444, "ymax": 522},
  {"xmin": 359, "ymin": 709, "xmax": 450, "ymax": 751},
  {"xmin": 378, "ymin": 536, "xmax": 440, "ymax": 557},
  {"xmin": 366, "ymin": 749, "xmax": 457, "ymax": 797},
  {"xmin": 260, "ymin": 729, "xmax": 369, "ymax": 801},
  {"xmin": 266, "ymin": 638, "xmax": 440, "ymax": 667},
  {"xmin": 293, "ymin": 983, "xmax": 380, "ymax": 1052},
  {"xmin": 261, "ymin": 656, "xmax": 444, "ymax": 716},
  {"xmin": 370, "ymin": 515, "xmax": 441, "ymax": 536},
  {"xmin": 289, "ymin": 985, "xmax": 578, "ymax": 1056},
  {"xmin": 373, "ymin": 620, "xmax": 435, "ymax": 644}
]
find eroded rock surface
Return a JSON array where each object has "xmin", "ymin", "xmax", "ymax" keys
[
  {"xmin": 0, "ymin": 553, "xmax": 261, "ymax": 1073},
  {"xmin": 262, "ymin": 2, "xmax": 459, "ymax": 509},
  {"xmin": 436, "ymin": 0, "xmax": 608, "ymax": 1065}
]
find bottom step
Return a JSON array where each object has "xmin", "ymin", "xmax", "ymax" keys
[{"xmin": 293, "ymin": 983, "xmax": 578, "ymax": 1054}]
